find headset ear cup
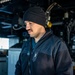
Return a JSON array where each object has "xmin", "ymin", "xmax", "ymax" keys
[
  {"xmin": 47, "ymin": 21, "xmax": 52, "ymax": 28},
  {"xmin": 45, "ymin": 14, "xmax": 52, "ymax": 28}
]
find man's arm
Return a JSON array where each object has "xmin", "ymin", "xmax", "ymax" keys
[
  {"xmin": 15, "ymin": 41, "xmax": 27, "ymax": 75},
  {"xmin": 55, "ymin": 41, "xmax": 73, "ymax": 75},
  {"xmin": 15, "ymin": 53, "xmax": 22, "ymax": 75}
]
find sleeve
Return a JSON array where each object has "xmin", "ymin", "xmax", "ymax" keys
[
  {"xmin": 15, "ymin": 53, "xmax": 22, "ymax": 75},
  {"xmin": 54, "ymin": 41, "xmax": 73, "ymax": 75},
  {"xmin": 15, "ymin": 41, "xmax": 27, "ymax": 75}
]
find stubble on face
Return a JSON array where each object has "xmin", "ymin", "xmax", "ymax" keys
[{"xmin": 25, "ymin": 21, "xmax": 46, "ymax": 42}]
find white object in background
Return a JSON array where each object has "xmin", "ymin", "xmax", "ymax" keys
[{"xmin": 8, "ymin": 48, "xmax": 21, "ymax": 75}]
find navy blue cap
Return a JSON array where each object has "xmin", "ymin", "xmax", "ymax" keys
[{"xmin": 23, "ymin": 6, "xmax": 46, "ymax": 27}]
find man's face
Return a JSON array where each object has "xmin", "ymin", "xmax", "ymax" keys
[{"xmin": 24, "ymin": 21, "xmax": 45, "ymax": 38}]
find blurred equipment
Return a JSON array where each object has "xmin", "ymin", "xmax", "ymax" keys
[
  {"xmin": 67, "ymin": 20, "xmax": 75, "ymax": 44},
  {"xmin": 68, "ymin": 20, "xmax": 75, "ymax": 61},
  {"xmin": 13, "ymin": 16, "xmax": 25, "ymax": 30}
]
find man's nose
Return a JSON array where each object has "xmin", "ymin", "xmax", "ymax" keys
[{"xmin": 26, "ymin": 24, "xmax": 30, "ymax": 30}]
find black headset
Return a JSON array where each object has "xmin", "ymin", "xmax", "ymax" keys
[{"xmin": 45, "ymin": 2, "xmax": 60, "ymax": 28}]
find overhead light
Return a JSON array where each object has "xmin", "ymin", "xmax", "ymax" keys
[
  {"xmin": 7, "ymin": 35, "xmax": 17, "ymax": 38},
  {"xmin": 0, "ymin": 22, "xmax": 12, "ymax": 26},
  {"xmin": 0, "ymin": 22, "xmax": 12, "ymax": 25},
  {"xmin": 52, "ymin": 22, "xmax": 63, "ymax": 25},
  {"xmin": 2, "ymin": 25, "xmax": 12, "ymax": 28},
  {"xmin": 0, "ymin": 0, "xmax": 10, "ymax": 4}
]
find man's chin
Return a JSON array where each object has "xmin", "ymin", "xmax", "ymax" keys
[{"xmin": 29, "ymin": 35, "xmax": 34, "ymax": 38}]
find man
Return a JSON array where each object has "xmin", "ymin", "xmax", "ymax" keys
[{"xmin": 15, "ymin": 6, "xmax": 73, "ymax": 75}]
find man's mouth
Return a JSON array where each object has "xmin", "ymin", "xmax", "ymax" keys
[{"xmin": 28, "ymin": 30, "xmax": 32, "ymax": 34}]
